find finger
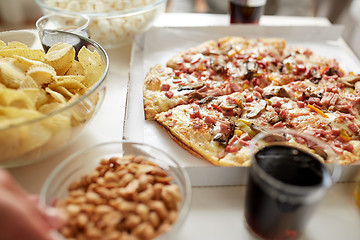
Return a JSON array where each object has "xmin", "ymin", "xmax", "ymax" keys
[
  {"xmin": 0, "ymin": 191, "xmax": 54, "ymax": 240},
  {"xmin": 28, "ymin": 194, "xmax": 40, "ymax": 205},
  {"xmin": 43, "ymin": 207, "xmax": 68, "ymax": 229}
]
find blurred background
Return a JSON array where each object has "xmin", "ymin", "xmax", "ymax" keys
[{"xmin": 0, "ymin": 0, "xmax": 359, "ymax": 57}]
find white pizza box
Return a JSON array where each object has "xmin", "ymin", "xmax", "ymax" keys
[{"xmin": 124, "ymin": 25, "xmax": 360, "ymax": 186}]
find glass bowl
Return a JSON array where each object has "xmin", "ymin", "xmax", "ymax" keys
[
  {"xmin": 35, "ymin": 0, "xmax": 167, "ymax": 49},
  {"xmin": 40, "ymin": 141, "xmax": 192, "ymax": 239},
  {"xmin": 0, "ymin": 29, "xmax": 108, "ymax": 167}
]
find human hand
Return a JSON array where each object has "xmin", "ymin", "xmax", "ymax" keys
[{"xmin": 0, "ymin": 169, "xmax": 66, "ymax": 240}]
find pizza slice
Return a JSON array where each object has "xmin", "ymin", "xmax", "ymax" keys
[{"xmin": 154, "ymin": 91, "xmax": 282, "ymax": 166}]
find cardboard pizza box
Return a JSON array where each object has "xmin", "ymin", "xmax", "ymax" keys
[{"xmin": 125, "ymin": 25, "xmax": 360, "ymax": 186}]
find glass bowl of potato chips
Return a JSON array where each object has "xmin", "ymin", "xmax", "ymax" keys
[
  {"xmin": 0, "ymin": 29, "xmax": 108, "ymax": 167},
  {"xmin": 34, "ymin": 0, "xmax": 167, "ymax": 49}
]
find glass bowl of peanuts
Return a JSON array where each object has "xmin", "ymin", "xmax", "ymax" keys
[
  {"xmin": 40, "ymin": 141, "xmax": 192, "ymax": 240},
  {"xmin": 0, "ymin": 29, "xmax": 108, "ymax": 167},
  {"xmin": 35, "ymin": 0, "xmax": 167, "ymax": 49}
]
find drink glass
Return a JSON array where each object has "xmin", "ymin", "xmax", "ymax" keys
[
  {"xmin": 229, "ymin": 0, "xmax": 267, "ymax": 24},
  {"xmin": 244, "ymin": 129, "xmax": 341, "ymax": 240},
  {"xmin": 36, "ymin": 14, "xmax": 90, "ymax": 53}
]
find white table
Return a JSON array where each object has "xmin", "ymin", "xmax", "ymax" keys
[{"xmin": 7, "ymin": 14, "xmax": 360, "ymax": 239}]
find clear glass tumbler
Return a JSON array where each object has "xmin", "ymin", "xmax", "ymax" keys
[{"xmin": 244, "ymin": 128, "xmax": 341, "ymax": 240}]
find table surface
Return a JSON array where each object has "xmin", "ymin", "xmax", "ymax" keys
[{"xmin": 6, "ymin": 13, "xmax": 360, "ymax": 239}]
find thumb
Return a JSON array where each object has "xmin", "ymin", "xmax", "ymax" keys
[{"xmin": 43, "ymin": 207, "xmax": 68, "ymax": 230}]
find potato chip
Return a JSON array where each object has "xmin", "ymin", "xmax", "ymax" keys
[
  {"xmin": 0, "ymin": 58, "xmax": 27, "ymax": 88},
  {"xmin": 65, "ymin": 60, "xmax": 85, "ymax": 76},
  {"xmin": 35, "ymin": 89, "xmax": 51, "ymax": 109},
  {"xmin": 0, "ymin": 88, "xmax": 35, "ymax": 109},
  {"xmin": 8, "ymin": 41, "xmax": 28, "ymax": 49},
  {"xmin": 0, "ymin": 106, "xmax": 43, "ymax": 127},
  {"xmin": 21, "ymin": 123, "xmax": 52, "ymax": 153},
  {"xmin": 45, "ymin": 87, "xmax": 67, "ymax": 103},
  {"xmin": 78, "ymin": 47, "xmax": 103, "ymax": 87},
  {"xmin": 41, "ymin": 113, "xmax": 72, "ymax": 148},
  {"xmin": 71, "ymin": 93, "xmax": 99, "ymax": 125},
  {"xmin": 49, "ymin": 75, "xmax": 87, "ymax": 94},
  {"xmin": 0, "ymin": 40, "xmax": 6, "ymax": 49},
  {"xmin": 38, "ymin": 102, "xmax": 66, "ymax": 114},
  {"xmin": 44, "ymin": 42, "xmax": 75, "ymax": 74},
  {"xmin": 22, "ymin": 88, "xmax": 41, "ymax": 105},
  {"xmin": 19, "ymin": 76, "xmax": 39, "ymax": 89},
  {"xmin": 0, "ymin": 48, "xmax": 45, "ymax": 60},
  {"xmin": 51, "ymin": 86, "xmax": 76, "ymax": 99},
  {"xmin": 27, "ymin": 64, "xmax": 57, "ymax": 85},
  {"xmin": 13, "ymin": 55, "xmax": 46, "ymax": 72}
]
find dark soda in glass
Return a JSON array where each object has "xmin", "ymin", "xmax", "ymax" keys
[
  {"xmin": 245, "ymin": 145, "xmax": 331, "ymax": 240},
  {"xmin": 230, "ymin": 0, "xmax": 265, "ymax": 24}
]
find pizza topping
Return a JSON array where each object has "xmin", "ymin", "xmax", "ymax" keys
[
  {"xmin": 347, "ymin": 123, "xmax": 359, "ymax": 135},
  {"xmin": 164, "ymin": 91, "xmax": 173, "ymax": 98},
  {"xmin": 307, "ymin": 104, "xmax": 328, "ymax": 118},
  {"xmin": 339, "ymin": 129, "xmax": 352, "ymax": 142},
  {"xmin": 320, "ymin": 92, "xmax": 339, "ymax": 106},
  {"xmin": 161, "ymin": 84, "xmax": 171, "ymax": 92},
  {"xmin": 337, "ymin": 75, "xmax": 360, "ymax": 88},
  {"xmin": 197, "ymin": 96, "xmax": 215, "ymax": 105},
  {"xmin": 204, "ymin": 116, "xmax": 216, "ymax": 124},
  {"xmin": 178, "ymin": 81, "xmax": 204, "ymax": 91},
  {"xmin": 272, "ymin": 121, "xmax": 284, "ymax": 128},
  {"xmin": 212, "ymin": 120, "xmax": 232, "ymax": 144},
  {"xmin": 262, "ymin": 86, "xmax": 290, "ymax": 99},
  {"xmin": 235, "ymin": 119, "xmax": 257, "ymax": 138},
  {"xmin": 245, "ymin": 99, "xmax": 267, "ymax": 118},
  {"xmin": 190, "ymin": 106, "xmax": 202, "ymax": 119}
]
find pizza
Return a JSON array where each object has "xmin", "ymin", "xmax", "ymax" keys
[{"xmin": 143, "ymin": 36, "xmax": 360, "ymax": 166}]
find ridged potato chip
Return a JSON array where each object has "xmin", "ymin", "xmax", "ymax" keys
[
  {"xmin": 0, "ymin": 106, "xmax": 43, "ymax": 124},
  {"xmin": 35, "ymin": 89, "xmax": 51, "ymax": 109},
  {"xmin": 44, "ymin": 42, "xmax": 75, "ymax": 74},
  {"xmin": 50, "ymin": 75, "xmax": 87, "ymax": 95},
  {"xmin": 52, "ymin": 86, "xmax": 75, "ymax": 99},
  {"xmin": 45, "ymin": 87, "xmax": 67, "ymax": 104},
  {"xmin": 78, "ymin": 47, "xmax": 103, "ymax": 87},
  {"xmin": 19, "ymin": 76, "xmax": 39, "ymax": 89},
  {"xmin": 13, "ymin": 55, "xmax": 46, "ymax": 72},
  {"xmin": 0, "ymin": 88, "xmax": 36, "ymax": 109},
  {"xmin": 7, "ymin": 41, "xmax": 28, "ymax": 49},
  {"xmin": 38, "ymin": 102, "xmax": 66, "ymax": 114},
  {"xmin": 0, "ymin": 48, "xmax": 45, "ymax": 60},
  {"xmin": 27, "ymin": 64, "xmax": 57, "ymax": 85}
]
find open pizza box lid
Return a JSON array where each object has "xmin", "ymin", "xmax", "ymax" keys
[{"xmin": 125, "ymin": 25, "xmax": 360, "ymax": 186}]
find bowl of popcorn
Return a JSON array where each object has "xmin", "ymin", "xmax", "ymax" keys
[
  {"xmin": 35, "ymin": 0, "xmax": 168, "ymax": 49},
  {"xmin": 40, "ymin": 141, "xmax": 192, "ymax": 240},
  {"xmin": 0, "ymin": 29, "xmax": 108, "ymax": 167}
]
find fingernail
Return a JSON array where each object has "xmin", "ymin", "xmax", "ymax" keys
[{"xmin": 45, "ymin": 207, "xmax": 68, "ymax": 229}]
